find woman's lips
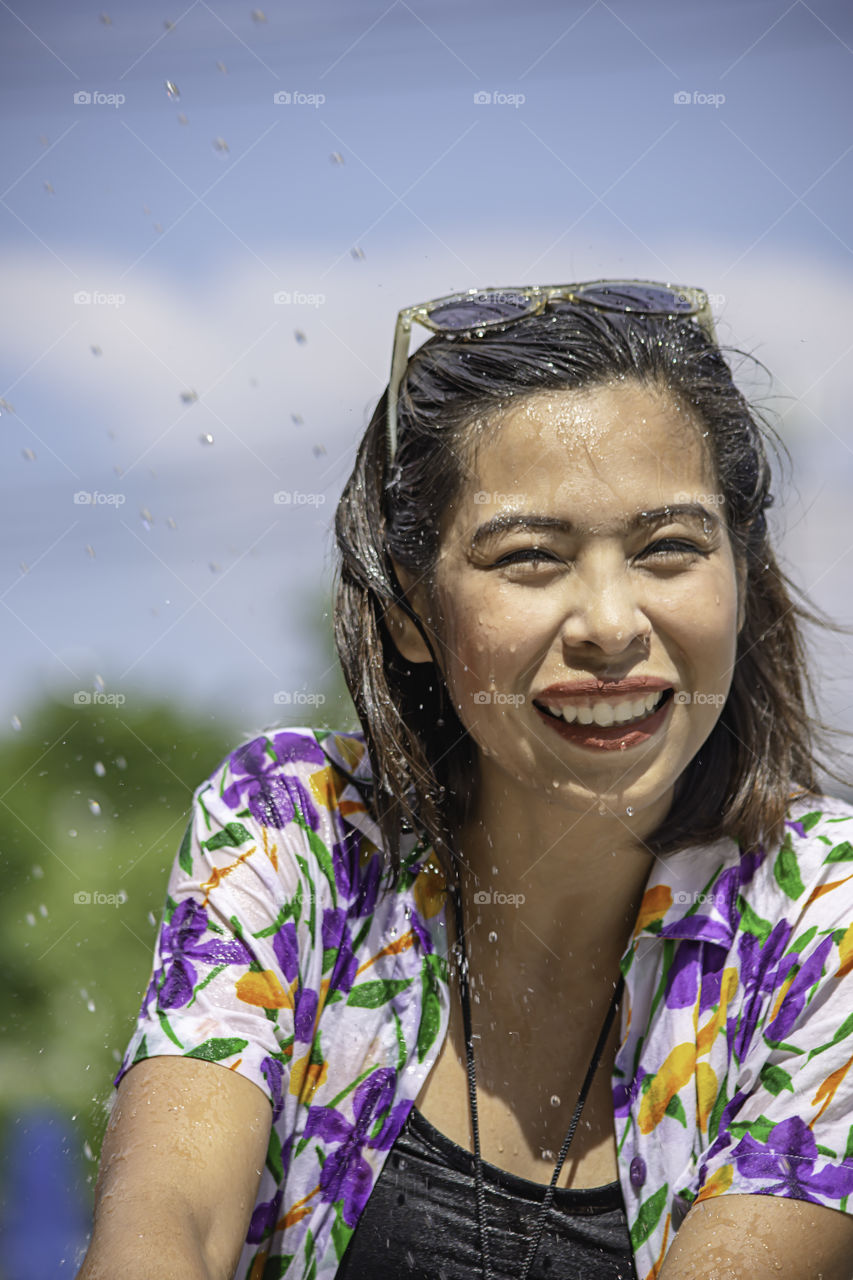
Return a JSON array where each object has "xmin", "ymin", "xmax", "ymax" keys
[{"xmin": 533, "ymin": 690, "xmax": 674, "ymax": 751}]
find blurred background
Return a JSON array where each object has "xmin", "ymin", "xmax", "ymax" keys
[{"xmin": 2, "ymin": 0, "xmax": 853, "ymax": 1272}]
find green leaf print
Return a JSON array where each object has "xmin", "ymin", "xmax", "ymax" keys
[
  {"xmin": 759, "ymin": 1064, "xmax": 794, "ymax": 1095},
  {"xmin": 184, "ymin": 1036, "xmax": 249, "ymax": 1062},
  {"xmin": 737, "ymin": 896, "xmax": 772, "ymax": 945},
  {"xmin": 825, "ymin": 841, "xmax": 853, "ymax": 863},
  {"xmin": 178, "ymin": 819, "xmax": 193, "ymax": 874},
  {"xmin": 630, "ymin": 1183, "xmax": 669, "ymax": 1251},
  {"xmin": 331, "ymin": 1201, "xmax": 354, "ymax": 1262},
  {"xmin": 773, "ymin": 837, "xmax": 805, "ymax": 899},
  {"xmin": 266, "ymin": 1125, "xmax": 284, "ymax": 1181},
  {"xmin": 417, "ymin": 963, "xmax": 442, "ymax": 1063},
  {"xmin": 157, "ymin": 1009, "xmax": 184, "ymax": 1049},
  {"xmin": 346, "ymin": 978, "xmax": 414, "ymax": 1008},
  {"xmin": 203, "ymin": 821, "xmax": 254, "ymax": 852},
  {"xmin": 664, "ymin": 1094, "xmax": 687, "ymax": 1127}
]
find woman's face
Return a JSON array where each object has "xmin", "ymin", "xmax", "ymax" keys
[{"xmin": 413, "ymin": 380, "xmax": 744, "ymax": 825}]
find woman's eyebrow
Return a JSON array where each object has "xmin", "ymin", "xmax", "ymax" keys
[{"xmin": 469, "ymin": 504, "xmax": 721, "ymax": 548}]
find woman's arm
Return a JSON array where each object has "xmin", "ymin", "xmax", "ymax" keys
[
  {"xmin": 75, "ymin": 1055, "xmax": 272, "ymax": 1280},
  {"xmin": 658, "ymin": 1194, "xmax": 853, "ymax": 1280}
]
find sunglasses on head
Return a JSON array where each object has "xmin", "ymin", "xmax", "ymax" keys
[{"xmin": 385, "ymin": 279, "xmax": 717, "ymax": 466}]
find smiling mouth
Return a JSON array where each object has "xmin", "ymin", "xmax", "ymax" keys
[{"xmin": 534, "ymin": 689, "xmax": 673, "ymax": 728}]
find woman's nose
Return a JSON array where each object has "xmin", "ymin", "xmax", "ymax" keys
[{"xmin": 558, "ymin": 562, "xmax": 651, "ymax": 655}]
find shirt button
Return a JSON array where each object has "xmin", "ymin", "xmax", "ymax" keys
[{"xmin": 629, "ymin": 1156, "xmax": 647, "ymax": 1189}]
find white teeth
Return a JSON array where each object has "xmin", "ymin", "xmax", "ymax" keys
[{"xmin": 541, "ymin": 691, "xmax": 664, "ymax": 727}]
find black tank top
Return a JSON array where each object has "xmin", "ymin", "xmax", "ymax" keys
[{"xmin": 335, "ymin": 1104, "xmax": 637, "ymax": 1279}]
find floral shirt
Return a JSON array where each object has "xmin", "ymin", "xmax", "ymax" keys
[{"xmin": 114, "ymin": 726, "xmax": 853, "ymax": 1280}]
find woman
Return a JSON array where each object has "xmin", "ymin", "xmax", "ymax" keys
[{"xmin": 77, "ymin": 282, "xmax": 853, "ymax": 1280}]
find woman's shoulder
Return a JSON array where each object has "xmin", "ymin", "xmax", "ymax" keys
[
  {"xmin": 745, "ymin": 789, "xmax": 853, "ymax": 926},
  {"xmin": 194, "ymin": 723, "xmax": 376, "ymax": 835}
]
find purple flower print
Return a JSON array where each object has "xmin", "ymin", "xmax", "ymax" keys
[
  {"xmin": 261, "ymin": 1055, "xmax": 285, "ymax": 1123},
  {"xmin": 322, "ymin": 908, "xmax": 358, "ymax": 996},
  {"xmin": 142, "ymin": 898, "xmax": 252, "ymax": 1015},
  {"xmin": 303, "ymin": 1068, "xmax": 411, "ymax": 1227},
  {"xmin": 729, "ymin": 1116, "xmax": 853, "ymax": 1202},
  {"xmin": 766, "ymin": 934, "xmax": 835, "ymax": 1044},
  {"xmin": 222, "ymin": 733, "xmax": 322, "ymax": 830},
  {"xmin": 247, "ymin": 1188, "xmax": 284, "ymax": 1243}
]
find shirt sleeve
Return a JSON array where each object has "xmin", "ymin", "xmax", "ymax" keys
[
  {"xmin": 695, "ymin": 835, "xmax": 853, "ymax": 1212},
  {"xmin": 112, "ymin": 745, "xmax": 302, "ymax": 1116}
]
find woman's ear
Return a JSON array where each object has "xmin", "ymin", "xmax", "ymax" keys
[{"xmin": 385, "ymin": 558, "xmax": 435, "ymax": 664}]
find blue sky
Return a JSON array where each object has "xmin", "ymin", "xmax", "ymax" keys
[{"xmin": 2, "ymin": 0, "xmax": 853, "ymax": 745}]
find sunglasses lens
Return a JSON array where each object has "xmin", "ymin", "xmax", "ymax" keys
[
  {"xmin": 568, "ymin": 282, "xmax": 698, "ymax": 315},
  {"xmin": 426, "ymin": 289, "xmax": 536, "ymax": 331}
]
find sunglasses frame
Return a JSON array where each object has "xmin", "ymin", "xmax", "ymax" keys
[{"xmin": 385, "ymin": 279, "xmax": 717, "ymax": 466}]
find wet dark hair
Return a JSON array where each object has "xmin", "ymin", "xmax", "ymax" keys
[{"xmin": 333, "ymin": 303, "xmax": 836, "ymax": 878}]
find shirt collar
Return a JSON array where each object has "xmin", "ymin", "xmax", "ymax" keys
[{"xmin": 631, "ymin": 834, "xmax": 744, "ymax": 948}]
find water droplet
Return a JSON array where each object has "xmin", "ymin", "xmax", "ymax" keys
[
  {"xmin": 147, "ymin": 911, "xmax": 157, "ymax": 927},
  {"xmin": 329, "ymin": 151, "xmax": 344, "ymax": 165},
  {"xmin": 179, "ymin": 389, "xmax": 198, "ymax": 404},
  {"xmin": 541, "ymin": 1148, "xmax": 555, "ymax": 1160},
  {"xmin": 216, "ymin": 60, "xmax": 227, "ymax": 74},
  {"xmin": 39, "ymin": 903, "xmax": 48, "ymax": 917},
  {"xmin": 68, "ymin": 829, "xmax": 77, "ymax": 838},
  {"xmin": 140, "ymin": 507, "xmax": 154, "ymax": 530},
  {"xmin": 10, "ymin": 714, "xmax": 21, "ymax": 731},
  {"xmin": 83, "ymin": 1141, "xmax": 94, "ymax": 1160},
  {"xmin": 488, "ymin": 931, "xmax": 498, "ymax": 943},
  {"xmin": 32, "ymin": 864, "xmax": 44, "ymax": 878},
  {"xmin": 25, "ymin": 912, "xmax": 36, "ymax": 926},
  {"xmin": 550, "ymin": 1094, "xmax": 560, "ymax": 1107},
  {"xmin": 199, "ymin": 433, "xmax": 214, "ymax": 445},
  {"xmin": 251, "ymin": 8, "xmax": 267, "ymax": 20},
  {"xmin": 626, "ymin": 805, "xmax": 635, "ymax": 817},
  {"xmin": 294, "ymin": 330, "xmax": 307, "ymax": 344},
  {"xmin": 597, "ymin": 801, "xmax": 608, "ymax": 816},
  {"xmin": 177, "ymin": 112, "xmax": 188, "ymax": 125},
  {"xmin": 350, "ymin": 247, "xmax": 365, "ymax": 260},
  {"xmin": 165, "ymin": 80, "xmax": 180, "ymax": 100},
  {"xmin": 44, "ymin": 180, "xmax": 54, "ymax": 195},
  {"xmin": 94, "ymin": 762, "xmax": 106, "ymax": 777},
  {"xmin": 85, "ymin": 544, "xmax": 96, "ymax": 558},
  {"xmin": 212, "ymin": 136, "xmax": 229, "ymax": 153},
  {"xmin": 86, "ymin": 999, "xmax": 96, "ymax": 1012},
  {"xmin": 22, "ymin": 448, "xmax": 36, "ymax": 461},
  {"xmin": 88, "ymin": 799, "xmax": 101, "ymax": 816},
  {"xmin": 115, "ymin": 755, "xmax": 127, "ymax": 770}
]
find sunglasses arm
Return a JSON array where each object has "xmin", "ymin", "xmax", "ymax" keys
[{"xmin": 386, "ymin": 315, "xmax": 412, "ymax": 466}]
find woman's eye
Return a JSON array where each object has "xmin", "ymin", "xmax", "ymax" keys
[
  {"xmin": 494, "ymin": 547, "xmax": 559, "ymax": 567},
  {"xmin": 639, "ymin": 538, "xmax": 705, "ymax": 560}
]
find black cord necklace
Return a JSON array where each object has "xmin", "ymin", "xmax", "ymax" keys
[{"xmin": 451, "ymin": 884, "xmax": 625, "ymax": 1280}]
